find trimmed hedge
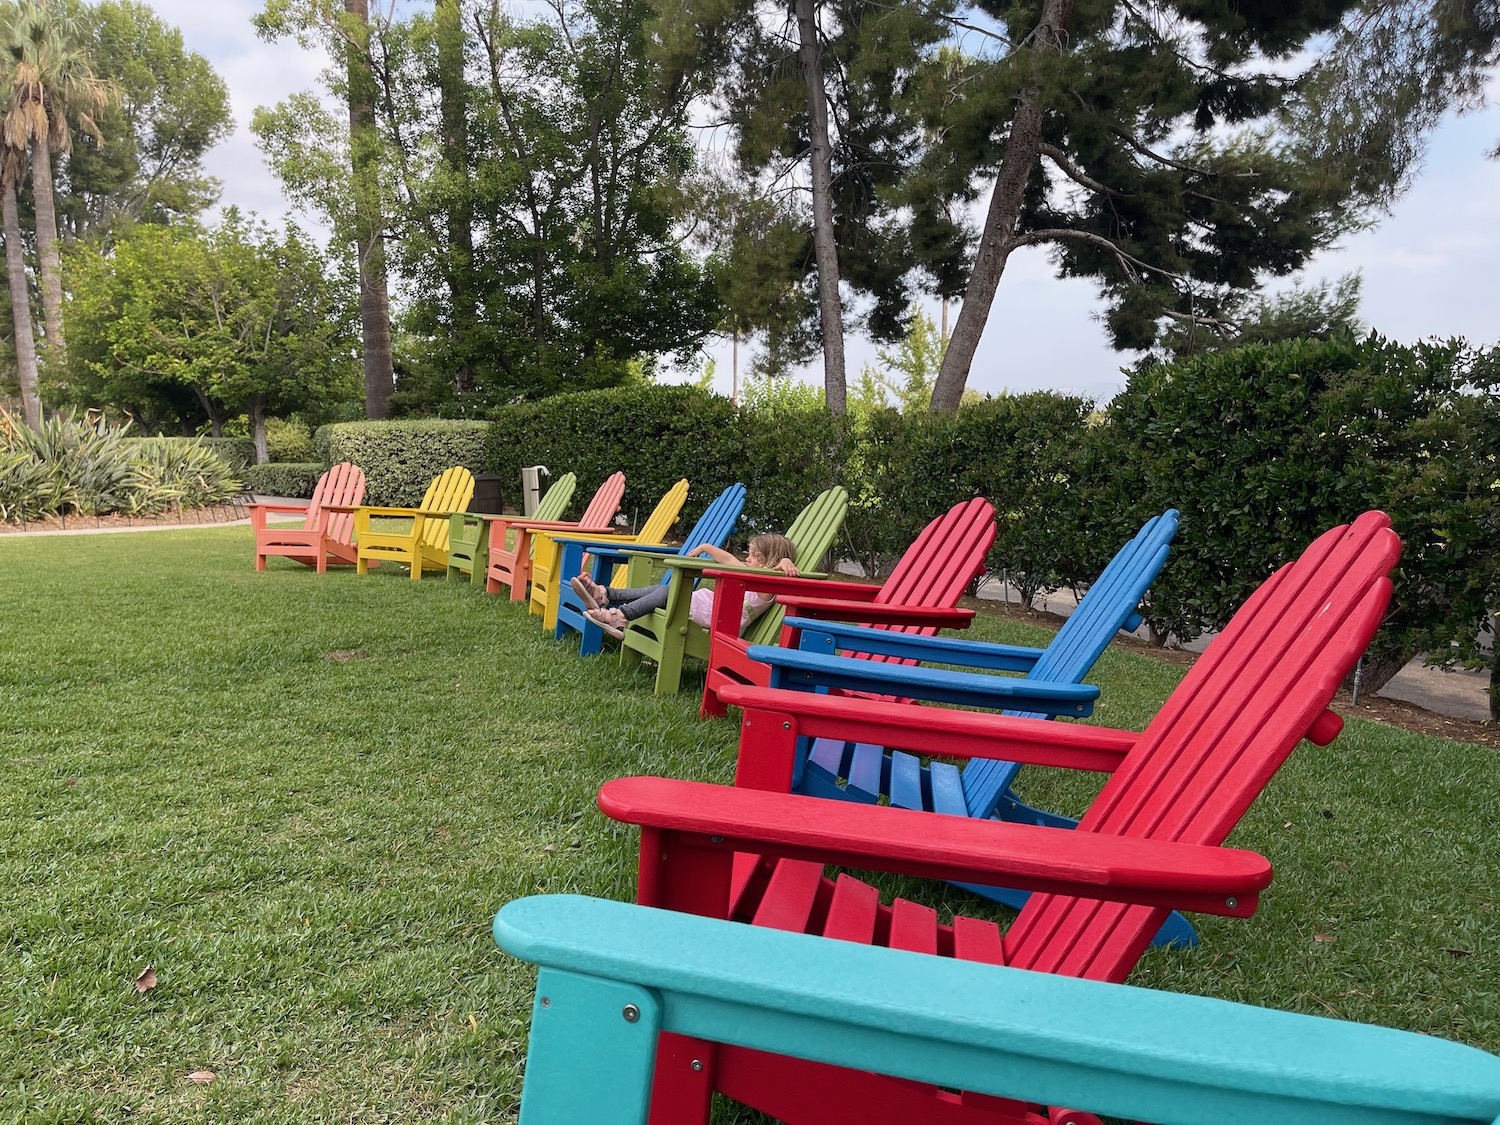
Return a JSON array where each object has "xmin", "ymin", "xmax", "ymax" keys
[
  {"xmin": 318, "ymin": 420, "xmax": 490, "ymax": 506},
  {"xmin": 487, "ymin": 386, "xmax": 745, "ymax": 531},
  {"xmin": 242, "ymin": 462, "xmax": 325, "ymax": 499}
]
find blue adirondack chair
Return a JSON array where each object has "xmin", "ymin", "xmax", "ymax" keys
[
  {"xmin": 552, "ymin": 483, "xmax": 748, "ymax": 656},
  {"xmin": 746, "ymin": 510, "xmax": 1186, "ymax": 941},
  {"xmin": 495, "ymin": 895, "xmax": 1500, "ymax": 1125}
]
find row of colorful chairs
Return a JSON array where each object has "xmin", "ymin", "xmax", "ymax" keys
[{"xmin": 252, "ymin": 471, "xmax": 1500, "ymax": 1123}]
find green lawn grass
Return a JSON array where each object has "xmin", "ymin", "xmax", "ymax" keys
[{"xmin": 1, "ymin": 527, "xmax": 1496, "ymax": 1123}]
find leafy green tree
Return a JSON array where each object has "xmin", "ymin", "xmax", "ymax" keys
[
  {"xmin": 854, "ymin": 308, "xmax": 947, "ymax": 414},
  {"xmin": 920, "ymin": 0, "xmax": 1376, "ymax": 410},
  {"xmin": 61, "ymin": 213, "xmax": 360, "ymax": 458},
  {"xmin": 1293, "ymin": 0, "xmax": 1500, "ymax": 202},
  {"xmin": 57, "ymin": 0, "xmax": 231, "ymax": 241},
  {"xmin": 0, "ymin": 0, "xmax": 113, "ymax": 373},
  {"xmin": 657, "ymin": 0, "xmax": 957, "ymax": 414},
  {"xmin": 1152, "ymin": 274, "xmax": 1366, "ymax": 361}
]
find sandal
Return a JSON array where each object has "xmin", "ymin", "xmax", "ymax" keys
[
  {"xmin": 570, "ymin": 574, "xmax": 603, "ymax": 612},
  {"xmin": 587, "ymin": 606, "xmax": 627, "ymax": 640}
]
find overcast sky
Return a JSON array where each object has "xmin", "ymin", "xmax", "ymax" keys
[{"xmin": 149, "ymin": 1, "xmax": 1500, "ymax": 406}]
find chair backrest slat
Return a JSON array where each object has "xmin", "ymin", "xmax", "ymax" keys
[
  {"xmin": 741, "ymin": 487, "xmax": 851, "ymax": 647},
  {"xmin": 419, "ymin": 467, "xmax": 476, "ymax": 550},
  {"xmin": 309, "ymin": 462, "xmax": 366, "ymax": 547},
  {"xmin": 873, "ymin": 498, "xmax": 996, "ymax": 630},
  {"xmin": 578, "ymin": 472, "xmax": 627, "ymax": 528},
  {"xmin": 533, "ymin": 473, "xmax": 579, "ymax": 522},
  {"xmin": 1004, "ymin": 512, "xmax": 1400, "ymax": 981}
]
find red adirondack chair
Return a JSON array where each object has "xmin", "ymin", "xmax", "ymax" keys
[
  {"xmin": 482, "ymin": 471, "xmax": 627, "ymax": 600},
  {"xmin": 699, "ymin": 496, "xmax": 997, "ymax": 718},
  {"xmin": 248, "ymin": 461, "xmax": 366, "ymax": 573},
  {"xmin": 598, "ymin": 511, "xmax": 1402, "ymax": 1125}
]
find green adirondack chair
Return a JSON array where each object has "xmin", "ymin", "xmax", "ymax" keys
[
  {"xmin": 351, "ymin": 466, "xmax": 475, "ymax": 581},
  {"xmin": 445, "ymin": 472, "xmax": 577, "ymax": 586},
  {"xmin": 617, "ymin": 486, "xmax": 851, "ymax": 696}
]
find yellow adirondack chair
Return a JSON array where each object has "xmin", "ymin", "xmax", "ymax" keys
[
  {"xmin": 351, "ymin": 467, "xmax": 476, "ymax": 581},
  {"xmin": 527, "ymin": 478, "xmax": 690, "ymax": 632}
]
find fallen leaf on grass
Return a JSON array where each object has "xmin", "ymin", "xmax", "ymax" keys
[
  {"xmin": 133, "ymin": 967, "xmax": 157, "ymax": 993},
  {"xmin": 1313, "ymin": 933, "xmax": 1336, "ymax": 944},
  {"xmin": 186, "ymin": 1071, "xmax": 216, "ymax": 1084},
  {"xmin": 324, "ymin": 649, "xmax": 368, "ymax": 662}
]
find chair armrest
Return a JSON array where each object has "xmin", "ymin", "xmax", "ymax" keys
[
  {"xmin": 787, "ymin": 617, "xmax": 1044, "ymax": 671},
  {"xmin": 749, "ymin": 646, "xmax": 1097, "ymax": 716},
  {"xmin": 502, "ymin": 518, "xmax": 618, "ymax": 533},
  {"xmin": 775, "ymin": 597, "xmax": 976, "ymax": 629},
  {"xmin": 720, "ymin": 683, "xmax": 1136, "ymax": 773},
  {"xmin": 321, "ymin": 504, "xmax": 360, "ymax": 514},
  {"xmin": 703, "ymin": 570, "xmax": 880, "ymax": 599},
  {"xmin": 598, "ymin": 777, "xmax": 1268, "ymax": 916},
  {"xmin": 245, "ymin": 502, "xmax": 309, "ymax": 515},
  {"xmin": 495, "ymin": 895, "xmax": 1500, "ymax": 1125}
]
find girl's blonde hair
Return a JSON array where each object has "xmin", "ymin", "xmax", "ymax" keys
[{"xmin": 749, "ymin": 532, "xmax": 796, "ymax": 568}]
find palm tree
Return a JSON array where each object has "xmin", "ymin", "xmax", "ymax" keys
[
  {"xmin": 0, "ymin": 0, "xmax": 112, "ymax": 374},
  {"xmin": 1, "ymin": 144, "xmax": 39, "ymax": 428}
]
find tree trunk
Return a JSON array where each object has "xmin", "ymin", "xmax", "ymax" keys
[
  {"xmin": 2, "ymin": 177, "xmax": 41, "ymax": 430},
  {"xmin": 794, "ymin": 0, "xmax": 846, "ymax": 415},
  {"xmin": 28, "ymin": 137, "xmax": 65, "ymax": 372},
  {"xmin": 250, "ymin": 395, "xmax": 269, "ymax": 464},
  {"xmin": 929, "ymin": 0, "xmax": 1074, "ymax": 413},
  {"xmin": 436, "ymin": 0, "xmax": 476, "ymax": 395},
  {"xmin": 345, "ymin": 0, "xmax": 394, "ymax": 419}
]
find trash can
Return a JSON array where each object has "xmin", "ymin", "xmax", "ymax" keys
[
  {"xmin": 520, "ymin": 465, "xmax": 549, "ymax": 516},
  {"xmin": 469, "ymin": 473, "xmax": 504, "ymax": 514}
]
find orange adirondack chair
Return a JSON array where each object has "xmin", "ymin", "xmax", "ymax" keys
[
  {"xmin": 598, "ymin": 511, "xmax": 1402, "ymax": 1125},
  {"xmin": 699, "ymin": 496, "xmax": 997, "ymax": 718},
  {"xmin": 481, "ymin": 471, "xmax": 627, "ymax": 599},
  {"xmin": 248, "ymin": 461, "xmax": 366, "ymax": 573}
]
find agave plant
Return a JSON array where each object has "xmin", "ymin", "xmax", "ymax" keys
[{"xmin": 1, "ymin": 408, "xmax": 242, "ymax": 522}]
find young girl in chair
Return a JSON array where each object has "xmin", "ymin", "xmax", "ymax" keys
[{"xmin": 571, "ymin": 533, "xmax": 798, "ymax": 639}]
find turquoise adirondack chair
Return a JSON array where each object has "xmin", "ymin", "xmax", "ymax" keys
[
  {"xmin": 749, "ymin": 510, "xmax": 1186, "ymax": 941},
  {"xmin": 552, "ymin": 483, "xmax": 749, "ymax": 657},
  {"xmin": 495, "ymin": 895, "xmax": 1500, "ymax": 1125},
  {"xmin": 599, "ymin": 512, "xmax": 1403, "ymax": 1125},
  {"xmin": 445, "ymin": 472, "xmax": 578, "ymax": 586},
  {"xmin": 617, "ymin": 486, "xmax": 851, "ymax": 696}
]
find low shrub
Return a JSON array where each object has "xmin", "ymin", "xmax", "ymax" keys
[
  {"xmin": 487, "ymin": 385, "xmax": 743, "ymax": 529},
  {"xmin": 242, "ymin": 462, "xmax": 325, "ymax": 498},
  {"xmin": 193, "ymin": 436, "xmax": 256, "ymax": 470},
  {"xmin": 265, "ymin": 419, "xmax": 315, "ymax": 463}
]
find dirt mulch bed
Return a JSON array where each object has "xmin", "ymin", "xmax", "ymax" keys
[
  {"xmin": 0, "ymin": 504, "xmax": 249, "ymax": 534},
  {"xmin": 969, "ymin": 598, "xmax": 1499, "ymax": 752}
]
